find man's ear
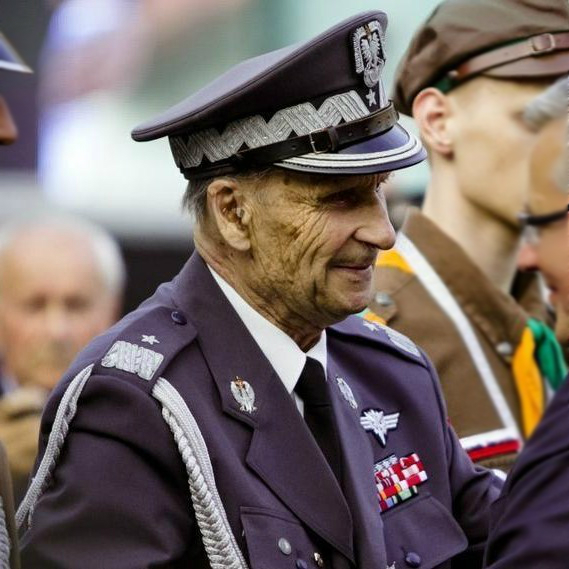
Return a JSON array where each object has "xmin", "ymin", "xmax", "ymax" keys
[
  {"xmin": 207, "ymin": 178, "xmax": 251, "ymax": 251},
  {"xmin": 412, "ymin": 88, "xmax": 453, "ymax": 157}
]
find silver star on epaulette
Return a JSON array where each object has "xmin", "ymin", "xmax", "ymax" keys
[
  {"xmin": 141, "ymin": 334, "xmax": 160, "ymax": 345},
  {"xmin": 362, "ymin": 320, "xmax": 379, "ymax": 332},
  {"xmin": 360, "ymin": 409, "xmax": 400, "ymax": 446}
]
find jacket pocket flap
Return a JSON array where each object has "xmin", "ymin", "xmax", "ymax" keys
[
  {"xmin": 383, "ymin": 493, "xmax": 468, "ymax": 569},
  {"xmin": 241, "ymin": 506, "xmax": 327, "ymax": 569}
]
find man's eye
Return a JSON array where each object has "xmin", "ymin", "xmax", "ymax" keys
[{"xmin": 325, "ymin": 190, "xmax": 357, "ymax": 204}]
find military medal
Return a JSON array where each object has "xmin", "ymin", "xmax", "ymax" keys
[
  {"xmin": 374, "ymin": 453, "xmax": 428, "ymax": 513},
  {"xmin": 335, "ymin": 376, "xmax": 358, "ymax": 409},
  {"xmin": 231, "ymin": 376, "xmax": 257, "ymax": 414}
]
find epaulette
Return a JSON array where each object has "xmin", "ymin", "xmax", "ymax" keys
[
  {"xmin": 88, "ymin": 304, "xmax": 198, "ymax": 394},
  {"xmin": 329, "ymin": 315, "xmax": 426, "ymax": 367}
]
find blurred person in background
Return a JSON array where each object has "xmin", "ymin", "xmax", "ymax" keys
[
  {"xmin": 0, "ymin": 215, "xmax": 125, "ymax": 503},
  {"xmin": 0, "ymin": 28, "xmax": 32, "ymax": 569},
  {"xmin": 367, "ymin": 0, "xmax": 569, "ymax": 471},
  {"xmin": 483, "ymin": 77, "xmax": 569, "ymax": 569}
]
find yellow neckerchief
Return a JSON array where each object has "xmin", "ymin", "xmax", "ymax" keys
[{"xmin": 373, "ymin": 249, "xmax": 543, "ymax": 438}]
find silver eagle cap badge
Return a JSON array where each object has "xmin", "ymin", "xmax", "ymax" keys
[
  {"xmin": 352, "ymin": 20, "xmax": 385, "ymax": 108},
  {"xmin": 231, "ymin": 376, "xmax": 257, "ymax": 414},
  {"xmin": 360, "ymin": 408, "xmax": 400, "ymax": 446}
]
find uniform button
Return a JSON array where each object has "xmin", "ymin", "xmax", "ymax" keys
[
  {"xmin": 296, "ymin": 560, "xmax": 308, "ymax": 569},
  {"xmin": 496, "ymin": 341, "xmax": 513, "ymax": 357},
  {"xmin": 405, "ymin": 551, "xmax": 422, "ymax": 567},
  {"xmin": 375, "ymin": 292, "xmax": 393, "ymax": 307},
  {"xmin": 278, "ymin": 538, "xmax": 291, "ymax": 555},
  {"xmin": 171, "ymin": 310, "xmax": 187, "ymax": 325},
  {"xmin": 313, "ymin": 552, "xmax": 324, "ymax": 567}
]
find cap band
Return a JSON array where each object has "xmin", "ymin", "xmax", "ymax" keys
[
  {"xmin": 169, "ymin": 90, "xmax": 377, "ymax": 174},
  {"xmin": 233, "ymin": 103, "xmax": 398, "ymax": 167},
  {"xmin": 435, "ymin": 31, "xmax": 569, "ymax": 92}
]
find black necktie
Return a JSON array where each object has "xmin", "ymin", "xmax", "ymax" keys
[{"xmin": 295, "ymin": 357, "xmax": 342, "ymax": 482}]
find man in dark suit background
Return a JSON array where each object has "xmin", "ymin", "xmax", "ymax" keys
[
  {"xmin": 483, "ymin": 76, "xmax": 569, "ymax": 569},
  {"xmin": 20, "ymin": 11, "xmax": 502, "ymax": 569}
]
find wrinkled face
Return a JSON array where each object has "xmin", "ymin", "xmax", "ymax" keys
[
  {"xmin": 448, "ymin": 77, "xmax": 553, "ymax": 227},
  {"xmin": 0, "ymin": 230, "xmax": 119, "ymax": 389},
  {"xmin": 0, "ymin": 95, "xmax": 17, "ymax": 145},
  {"xmin": 517, "ymin": 118, "xmax": 569, "ymax": 343},
  {"xmin": 240, "ymin": 171, "xmax": 395, "ymax": 327}
]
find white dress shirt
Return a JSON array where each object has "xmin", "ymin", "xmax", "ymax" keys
[{"xmin": 208, "ymin": 266, "xmax": 327, "ymax": 414}]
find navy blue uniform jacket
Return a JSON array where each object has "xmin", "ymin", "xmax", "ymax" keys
[
  {"xmin": 484, "ymin": 374, "xmax": 569, "ymax": 568},
  {"xmin": 21, "ymin": 253, "xmax": 500, "ymax": 569}
]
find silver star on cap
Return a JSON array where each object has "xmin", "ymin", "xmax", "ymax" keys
[
  {"xmin": 141, "ymin": 334, "xmax": 160, "ymax": 345},
  {"xmin": 360, "ymin": 409, "xmax": 400, "ymax": 446},
  {"xmin": 366, "ymin": 88, "xmax": 377, "ymax": 107}
]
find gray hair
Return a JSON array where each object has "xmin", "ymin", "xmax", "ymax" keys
[
  {"xmin": 523, "ymin": 76, "xmax": 569, "ymax": 130},
  {"xmin": 182, "ymin": 168, "xmax": 276, "ymax": 223},
  {"xmin": 0, "ymin": 214, "xmax": 126, "ymax": 295}
]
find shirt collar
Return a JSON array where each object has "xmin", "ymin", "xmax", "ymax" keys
[{"xmin": 208, "ymin": 266, "xmax": 327, "ymax": 394}]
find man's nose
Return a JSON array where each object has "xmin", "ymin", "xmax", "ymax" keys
[
  {"xmin": 517, "ymin": 241, "xmax": 539, "ymax": 272},
  {"xmin": 0, "ymin": 96, "xmax": 18, "ymax": 145},
  {"xmin": 354, "ymin": 200, "xmax": 396, "ymax": 251},
  {"xmin": 43, "ymin": 307, "xmax": 73, "ymax": 342}
]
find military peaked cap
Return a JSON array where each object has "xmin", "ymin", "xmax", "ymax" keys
[
  {"xmin": 132, "ymin": 11, "xmax": 426, "ymax": 180},
  {"xmin": 0, "ymin": 32, "xmax": 31, "ymax": 73},
  {"xmin": 394, "ymin": 0, "xmax": 569, "ymax": 116}
]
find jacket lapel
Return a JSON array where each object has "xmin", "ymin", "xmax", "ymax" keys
[
  {"xmin": 173, "ymin": 253, "xmax": 355, "ymax": 563},
  {"xmin": 327, "ymin": 356, "xmax": 388, "ymax": 569}
]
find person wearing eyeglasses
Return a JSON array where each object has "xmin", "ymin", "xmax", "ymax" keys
[
  {"xmin": 518, "ymin": 77, "xmax": 569, "ymax": 348},
  {"xmin": 483, "ymin": 76, "xmax": 569, "ymax": 569}
]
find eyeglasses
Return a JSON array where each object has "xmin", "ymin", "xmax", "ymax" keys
[{"xmin": 518, "ymin": 204, "xmax": 569, "ymax": 245}]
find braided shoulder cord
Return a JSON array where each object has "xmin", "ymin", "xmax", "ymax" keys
[
  {"xmin": 152, "ymin": 378, "xmax": 248, "ymax": 569},
  {"xmin": 16, "ymin": 364, "xmax": 95, "ymax": 530},
  {"xmin": 0, "ymin": 497, "xmax": 10, "ymax": 569}
]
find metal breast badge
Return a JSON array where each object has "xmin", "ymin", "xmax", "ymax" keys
[
  {"xmin": 335, "ymin": 376, "xmax": 358, "ymax": 409},
  {"xmin": 231, "ymin": 376, "xmax": 257, "ymax": 414}
]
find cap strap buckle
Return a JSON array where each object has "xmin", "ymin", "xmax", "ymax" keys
[
  {"xmin": 309, "ymin": 127, "xmax": 339, "ymax": 154},
  {"xmin": 531, "ymin": 33, "xmax": 556, "ymax": 56}
]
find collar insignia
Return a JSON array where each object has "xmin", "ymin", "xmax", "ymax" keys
[
  {"xmin": 231, "ymin": 376, "xmax": 257, "ymax": 414},
  {"xmin": 360, "ymin": 408, "xmax": 400, "ymax": 446}
]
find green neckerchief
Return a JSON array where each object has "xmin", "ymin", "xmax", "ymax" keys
[{"xmin": 528, "ymin": 318, "xmax": 568, "ymax": 391}]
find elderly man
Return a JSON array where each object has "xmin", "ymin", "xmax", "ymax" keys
[
  {"xmin": 0, "ymin": 216, "xmax": 125, "ymax": 503},
  {"xmin": 20, "ymin": 12, "xmax": 501, "ymax": 569},
  {"xmin": 517, "ymin": 78, "xmax": 569, "ymax": 347},
  {"xmin": 483, "ymin": 77, "xmax": 569, "ymax": 568},
  {"xmin": 369, "ymin": 0, "xmax": 569, "ymax": 471}
]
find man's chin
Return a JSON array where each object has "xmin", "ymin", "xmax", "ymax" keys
[{"xmin": 325, "ymin": 294, "xmax": 373, "ymax": 322}]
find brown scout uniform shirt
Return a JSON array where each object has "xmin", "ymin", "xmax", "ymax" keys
[{"xmin": 370, "ymin": 209, "xmax": 549, "ymax": 471}]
